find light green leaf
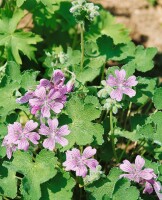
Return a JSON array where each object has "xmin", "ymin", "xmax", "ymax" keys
[
  {"xmin": 21, "ymin": 70, "xmax": 39, "ymax": 90},
  {"xmin": 16, "ymin": 0, "xmax": 27, "ymax": 7},
  {"xmin": 85, "ymin": 168, "xmax": 122, "ymax": 199},
  {"xmin": 41, "ymin": 172, "xmax": 75, "ymax": 200},
  {"xmin": 0, "ymin": 166, "xmax": 17, "ymax": 199},
  {"xmin": 153, "ymin": 87, "xmax": 162, "ymax": 110},
  {"xmin": 62, "ymin": 95, "xmax": 103, "ymax": 150},
  {"xmin": 0, "ymin": 82, "xmax": 27, "ymax": 122},
  {"xmin": 151, "ymin": 112, "xmax": 162, "ymax": 145},
  {"xmin": 74, "ymin": 56, "xmax": 106, "ymax": 84},
  {"xmin": 4, "ymin": 150, "xmax": 58, "ymax": 200},
  {"xmin": 113, "ymin": 179, "xmax": 139, "ymax": 200},
  {"xmin": 86, "ymin": 10, "xmax": 130, "ymax": 44},
  {"xmin": 5, "ymin": 61, "xmax": 21, "ymax": 82},
  {"xmin": 0, "ymin": 11, "xmax": 42, "ymax": 64}
]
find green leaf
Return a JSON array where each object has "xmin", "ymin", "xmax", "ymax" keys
[
  {"xmin": 153, "ymin": 87, "xmax": 162, "ymax": 110},
  {"xmin": 0, "ymin": 81, "xmax": 27, "ymax": 122},
  {"xmin": 131, "ymin": 77, "xmax": 157, "ymax": 105},
  {"xmin": 5, "ymin": 61, "xmax": 21, "ymax": 82},
  {"xmin": 130, "ymin": 46, "xmax": 157, "ymax": 72},
  {"xmin": 16, "ymin": 0, "xmax": 27, "ymax": 7},
  {"xmin": 113, "ymin": 179, "xmax": 139, "ymax": 200},
  {"xmin": 41, "ymin": 172, "xmax": 75, "ymax": 200},
  {"xmin": 86, "ymin": 10, "xmax": 130, "ymax": 44},
  {"xmin": 0, "ymin": 11, "xmax": 42, "ymax": 64},
  {"xmin": 151, "ymin": 112, "xmax": 162, "ymax": 145},
  {"xmin": 74, "ymin": 56, "xmax": 106, "ymax": 84},
  {"xmin": 0, "ymin": 166, "xmax": 17, "ymax": 199},
  {"xmin": 85, "ymin": 168, "xmax": 122, "ymax": 199},
  {"xmin": 62, "ymin": 95, "xmax": 103, "ymax": 150},
  {"xmin": 21, "ymin": 70, "xmax": 39, "ymax": 90},
  {"xmin": 4, "ymin": 150, "xmax": 58, "ymax": 200}
]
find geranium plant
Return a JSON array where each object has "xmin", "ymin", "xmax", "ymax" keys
[{"xmin": 0, "ymin": 0, "xmax": 162, "ymax": 199}]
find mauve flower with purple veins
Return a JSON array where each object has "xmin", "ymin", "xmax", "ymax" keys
[
  {"xmin": 2, "ymin": 120, "xmax": 40, "ymax": 159},
  {"xmin": 16, "ymin": 91, "xmax": 34, "ymax": 104},
  {"xmin": 63, "ymin": 146, "xmax": 99, "ymax": 177},
  {"xmin": 39, "ymin": 118, "xmax": 70, "ymax": 150},
  {"xmin": 119, "ymin": 155, "xmax": 156, "ymax": 183},
  {"xmin": 107, "ymin": 69, "xmax": 138, "ymax": 101},
  {"xmin": 38, "ymin": 70, "xmax": 65, "ymax": 90},
  {"xmin": 29, "ymin": 86, "xmax": 67, "ymax": 118}
]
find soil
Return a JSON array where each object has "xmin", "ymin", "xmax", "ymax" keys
[{"xmin": 93, "ymin": 0, "xmax": 162, "ymax": 52}]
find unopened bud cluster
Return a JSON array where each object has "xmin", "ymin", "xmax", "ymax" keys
[{"xmin": 70, "ymin": 0, "xmax": 99, "ymax": 22}]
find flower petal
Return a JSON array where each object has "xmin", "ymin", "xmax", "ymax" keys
[
  {"xmin": 17, "ymin": 138, "xmax": 29, "ymax": 151},
  {"xmin": 107, "ymin": 75, "xmax": 117, "ymax": 87},
  {"xmin": 24, "ymin": 120, "xmax": 38, "ymax": 133},
  {"xmin": 58, "ymin": 125, "xmax": 70, "ymax": 136},
  {"xmin": 84, "ymin": 159, "xmax": 98, "ymax": 169},
  {"xmin": 143, "ymin": 181, "xmax": 153, "ymax": 194},
  {"xmin": 39, "ymin": 124, "xmax": 50, "ymax": 135},
  {"xmin": 110, "ymin": 89, "xmax": 123, "ymax": 101},
  {"xmin": 122, "ymin": 88, "xmax": 136, "ymax": 97},
  {"xmin": 35, "ymin": 87, "xmax": 46, "ymax": 99},
  {"xmin": 48, "ymin": 118, "xmax": 58, "ymax": 132},
  {"xmin": 41, "ymin": 105, "xmax": 50, "ymax": 118},
  {"xmin": 125, "ymin": 76, "xmax": 138, "ymax": 87},
  {"xmin": 82, "ymin": 146, "xmax": 96, "ymax": 159},
  {"xmin": 26, "ymin": 132, "xmax": 40, "ymax": 144},
  {"xmin": 115, "ymin": 69, "xmax": 126, "ymax": 81},
  {"xmin": 76, "ymin": 165, "xmax": 88, "ymax": 177},
  {"xmin": 135, "ymin": 155, "xmax": 145, "ymax": 170},
  {"xmin": 56, "ymin": 136, "xmax": 68, "ymax": 147},
  {"xmin": 120, "ymin": 160, "xmax": 134, "ymax": 173},
  {"xmin": 43, "ymin": 138, "xmax": 55, "ymax": 151}
]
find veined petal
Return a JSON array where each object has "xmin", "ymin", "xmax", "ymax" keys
[
  {"xmin": 58, "ymin": 125, "xmax": 70, "ymax": 136},
  {"xmin": 39, "ymin": 79, "xmax": 51, "ymax": 88},
  {"xmin": 107, "ymin": 75, "xmax": 117, "ymax": 87},
  {"xmin": 84, "ymin": 159, "xmax": 98, "ymax": 169},
  {"xmin": 140, "ymin": 169, "xmax": 154, "ymax": 180},
  {"xmin": 110, "ymin": 89, "xmax": 123, "ymax": 101},
  {"xmin": 41, "ymin": 105, "xmax": 50, "ymax": 118},
  {"xmin": 82, "ymin": 146, "xmax": 96, "ymax": 159},
  {"xmin": 17, "ymin": 138, "xmax": 29, "ymax": 151},
  {"xmin": 120, "ymin": 160, "xmax": 134, "ymax": 173},
  {"xmin": 35, "ymin": 87, "xmax": 46, "ymax": 99},
  {"xmin": 115, "ymin": 69, "xmax": 126, "ymax": 81},
  {"xmin": 48, "ymin": 118, "xmax": 58, "ymax": 132},
  {"xmin": 26, "ymin": 132, "xmax": 40, "ymax": 144},
  {"xmin": 39, "ymin": 124, "xmax": 50, "ymax": 135},
  {"xmin": 24, "ymin": 120, "xmax": 38, "ymax": 133},
  {"xmin": 43, "ymin": 138, "xmax": 55, "ymax": 151},
  {"xmin": 119, "ymin": 173, "xmax": 135, "ymax": 181},
  {"xmin": 76, "ymin": 165, "xmax": 88, "ymax": 177},
  {"xmin": 125, "ymin": 76, "xmax": 138, "ymax": 87},
  {"xmin": 143, "ymin": 181, "xmax": 153, "ymax": 194},
  {"xmin": 122, "ymin": 88, "xmax": 136, "ymax": 97},
  {"xmin": 50, "ymin": 102, "xmax": 64, "ymax": 113},
  {"xmin": 56, "ymin": 136, "xmax": 68, "ymax": 147},
  {"xmin": 13, "ymin": 122, "xmax": 22, "ymax": 133},
  {"xmin": 135, "ymin": 155, "xmax": 145, "ymax": 170}
]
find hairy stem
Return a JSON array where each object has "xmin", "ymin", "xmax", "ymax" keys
[{"xmin": 110, "ymin": 110, "xmax": 118, "ymax": 162}]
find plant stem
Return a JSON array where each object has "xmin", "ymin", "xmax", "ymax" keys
[
  {"xmin": 80, "ymin": 23, "xmax": 84, "ymax": 70},
  {"xmin": 124, "ymin": 102, "xmax": 132, "ymax": 129},
  {"xmin": 109, "ymin": 110, "xmax": 118, "ymax": 162},
  {"xmin": 119, "ymin": 140, "xmax": 131, "ymax": 162}
]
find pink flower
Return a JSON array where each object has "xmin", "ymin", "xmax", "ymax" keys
[
  {"xmin": 120, "ymin": 155, "xmax": 156, "ymax": 183},
  {"xmin": 107, "ymin": 69, "xmax": 138, "ymax": 101},
  {"xmin": 120, "ymin": 155, "xmax": 162, "ymax": 199},
  {"xmin": 16, "ymin": 91, "xmax": 34, "ymax": 104},
  {"xmin": 39, "ymin": 118, "xmax": 70, "ymax": 150},
  {"xmin": 63, "ymin": 146, "xmax": 99, "ymax": 177},
  {"xmin": 29, "ymin": 86, "xmax": 67, "ymax": 118},
  {"xmin": 16, "ymin": 69, "xmax": 74, "ymax": 118},
  {"xmin": 2, "ymin": 120, "xmax": 40, "ymax": 159}
]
